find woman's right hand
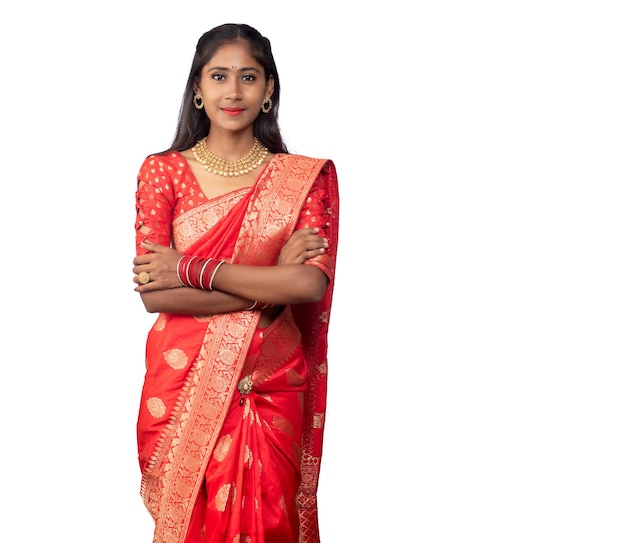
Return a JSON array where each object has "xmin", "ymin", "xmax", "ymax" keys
[
  {"xmin": 133, "ymin": 241, "xmax": 184, "ymax": 292},
  {"xmin": 277, "ymin": 227, "xmax": 328, "ymax": 265}
]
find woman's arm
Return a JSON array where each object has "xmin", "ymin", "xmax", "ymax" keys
[
  {"xmin": 211, "ymin": 225, "xmax": 331, "ymax": 304},
  {"xmin": 133, "ymin": 227, "xmax": 329, "ymax": 312},
  {"xmin": 210, "ymin": 262, "xmax": 328, "ymax": 305},
  {"xmin": 138, "ymin": 287, "xmax": 251, "ymax": 315}
]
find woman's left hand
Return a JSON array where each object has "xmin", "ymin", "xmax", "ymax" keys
[
  {"xmin": 133, "ymin": 241, "xmax": 184, "ymax": 291},
  {"xmin": 277, "ymin": 227, "xmax": 328, "ymax": 265}
]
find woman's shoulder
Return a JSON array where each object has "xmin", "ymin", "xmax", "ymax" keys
[
  {"xmin": 136, "ymin": 150, "xmax": 192, "ymax": 198},
  {"xmin": 140, "ymin": 149, "xmax": 185, "ymax": 168},
  {"xmin": 137, "ymin": 150, "xmax": 191, "ymax": 179}
]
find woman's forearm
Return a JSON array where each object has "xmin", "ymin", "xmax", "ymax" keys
[
  {"xmin": 211, "ymin": 263, "xmax": 328, "ymax": 305},
  {"xmin": 140, "ymin": 286, "xmax": 251, "ymax": 314}
]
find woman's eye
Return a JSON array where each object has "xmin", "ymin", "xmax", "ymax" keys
[
  {"xmin": 212, "ymin": 73, "xmax": 225, "ymax": 81},
  {"xmin": 242, "ymin": 74, "xmax": 255, "ymax": 82}
]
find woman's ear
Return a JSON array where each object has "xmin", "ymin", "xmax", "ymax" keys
[{"xmin": 265, "ymin": 75, "xmax": 275, "ymax": 99}]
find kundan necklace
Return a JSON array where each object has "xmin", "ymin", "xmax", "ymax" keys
[{"xmin": 192, "ymin": 137, "xmax": 268, "ymax": 177}]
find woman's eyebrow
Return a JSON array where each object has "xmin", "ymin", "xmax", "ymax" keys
[{"xmin": 208, "ymin": 65, "xmax": 261, "ymax": 72}]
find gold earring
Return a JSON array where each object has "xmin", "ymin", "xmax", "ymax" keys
[
  {"xmin": 193, "ymin": 93, "xmax": 204, "ymax": 109},
  {"xmin": 261, "ymin": 97, "xmax": 272, "ymax": 113}
]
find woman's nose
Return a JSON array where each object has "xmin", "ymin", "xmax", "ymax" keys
[{"xmin": 226, "ymin": 81, "xmax": 242, "ymax": 99}]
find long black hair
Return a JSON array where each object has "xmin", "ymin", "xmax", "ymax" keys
[{"xmin": 167, "ymin": 23, "xmax": 288, "ymax": 154}]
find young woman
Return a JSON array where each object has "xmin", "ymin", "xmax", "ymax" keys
[{"xmin": 132, "ymin": 23, "xmax": 339, "ymax": 543}]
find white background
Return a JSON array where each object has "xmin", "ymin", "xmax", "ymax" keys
[{"xmin": 1, "ymin": 1, "xmax": 625, "ymax": 541}]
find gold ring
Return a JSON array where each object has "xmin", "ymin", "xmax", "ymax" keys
[{"xmin": 138, "ymin": 271, "xmax": 150, "ymax": 285}]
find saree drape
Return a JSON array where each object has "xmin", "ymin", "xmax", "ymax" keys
[{"xmin": 135, "ymin": 152, "xmax": 339, "ymax": 543}]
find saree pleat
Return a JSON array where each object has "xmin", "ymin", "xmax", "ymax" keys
[
  {"xmin": 184, "ymin": 309, "xmax": 307, "ymax": 542},
  {"xmin": 136, "ymin": 153, "xmax": 339, "ymax": 543}
]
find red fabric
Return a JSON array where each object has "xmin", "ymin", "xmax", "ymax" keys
[
  {"xmin": 184, "ymin": 309, "xmax": 307, "ymax": 543},
  {"xmin": 135, "ymin": 152, "xmax": 339, "ymax": 543}
]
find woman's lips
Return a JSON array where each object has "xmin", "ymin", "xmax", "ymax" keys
[{"xmin": 222, "ymin": 108, "xmax": 244, "ymax": 116}]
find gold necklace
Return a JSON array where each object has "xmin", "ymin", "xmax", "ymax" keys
[{"xmin": 192, "ymin": 137, "xmax": 268, "ymax": 177}]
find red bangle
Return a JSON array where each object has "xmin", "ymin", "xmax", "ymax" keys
[
  {"xmin": 177, "ymin": 255, "xmax": 224, "ymax": 290},
  {"xmin": 197, "ymin": 258, "xmax": 213, "ymax": 289},
  {"xmin": 178, "ymin": 256, "xmax": 198, "ymax": 287}
]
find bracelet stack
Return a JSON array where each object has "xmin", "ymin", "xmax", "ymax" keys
[
  {"xmin": 177, "ymin": 255, "xmax": 273, "ymax": 311},
  {"xmin": 177, "ymin": 255, "xmax": 225, "ymax": 290}
]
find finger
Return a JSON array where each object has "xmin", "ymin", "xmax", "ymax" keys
[
  {"xmin": 132, "ymin": 263, "xmax": 150, "ymax": 275},
  {"xmin": 140, "ymin": 241, "xmax": 165, "ymax": 253},
  {"xmin": 134, "ymin": 270, "xmax": 150, "ymax": 285},
  {"xmin": 305, "ymin": 247, "xmax": 325, "ymax": 256},
  {"xmin": 134, "ymin": 283, "xmax": 152, "ymax": 293},
  {"xmin": 302, "ymin": 237, "xmax": 328, "ymax": 251},
  {"xmin": 134, "ymin": 279, "xmax": 158, "ymax": 292},
  {"xmin": 291, "ymin": 227, "xmax": 319, "ymax": 240},
  {"xmin": 133, "ymin": 274, "xmax": 150, "ymax": 286}
]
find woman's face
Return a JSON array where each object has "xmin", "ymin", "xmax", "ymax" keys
[{"xmin": 195, "ymin": 41, "xmax": 274, "ymax": 134}]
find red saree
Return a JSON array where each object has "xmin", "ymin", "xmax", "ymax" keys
[{"xmin": 135, "ymin": 152, "xmax": 339, "ymax": 543}]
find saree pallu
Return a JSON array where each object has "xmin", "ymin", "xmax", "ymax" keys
[{"xmin": 135, "ymin": 153, "xmax": 339, "ymax": 543}]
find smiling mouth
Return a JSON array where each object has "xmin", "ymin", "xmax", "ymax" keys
[{"xmin": 222, "ymin": 108, "xmax": 244, "ymax": 115}]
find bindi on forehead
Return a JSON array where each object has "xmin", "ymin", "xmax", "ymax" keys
[{"xmin": 231, "ymin": 65, "xmax": 237, "ymax": 69}]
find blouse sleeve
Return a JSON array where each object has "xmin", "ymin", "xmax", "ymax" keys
[
  {"xmin": 135, "ymin": 155, "xmax": 176, "ymax": 256},
  {"xmin": 295, "ymin": 164, "xmax": 337, "ymax": 281}
]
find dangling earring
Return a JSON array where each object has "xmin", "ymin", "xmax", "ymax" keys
[
  {"xmin": 193, "ymin": 93, "xmax": 204, "ymax": 110},
  {"xmin": 261, "ymin": 97, "xmax": 272, "ymax": 113}
]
